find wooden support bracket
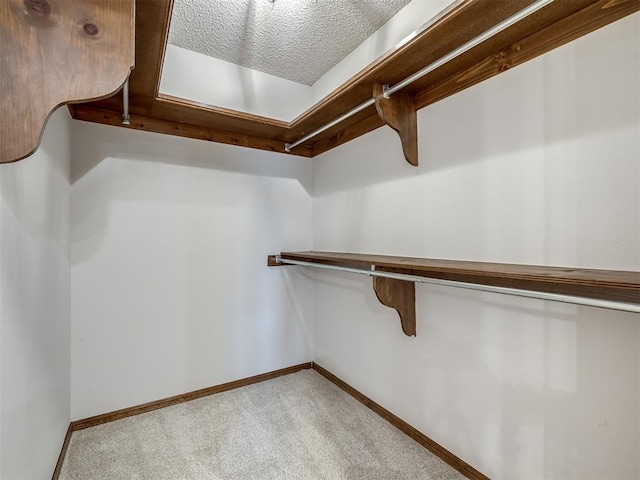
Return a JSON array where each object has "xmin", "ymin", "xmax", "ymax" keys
[
  {"xmin": 373, "ymin": 82, "xmax": 418, "ymax": 166},
  {"xmin": 373, "ymin": 276, "xmax": 416, "ymax": 337},
  {"xmin": 0, "ymin": 0, "xmax": 135, "ymax": 163}
]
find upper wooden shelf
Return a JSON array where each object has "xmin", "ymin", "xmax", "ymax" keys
[
  {"xmin": 68, "ymin": 0, "xmax": 640, "ymax": 158},
  {"xmin": 277, "ymin": 251, "xmax": 640, "ymax": 305}
]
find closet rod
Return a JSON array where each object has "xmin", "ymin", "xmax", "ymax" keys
[
  {"xmin": 382, "ymin": 0, "xmax": 553, "ymax": 98},
  {"xmin": 275, "ymin": 256, "xmax": 640, "ymax": 314},
  {"xmin": 285, "ymin": 99, "xmax": 375, "ymax": 152},
  {"xmin": 284, "ymin": 0, "xmax": 554, "ymax": 153}
]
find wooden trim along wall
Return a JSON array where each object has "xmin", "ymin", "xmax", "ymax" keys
[
  {"xmin": 312, "ymin": 363, "xmax": 490, "ymax": 480},
  {"xmin": 51, "ymin": 363, "xmax": 312, "ymax": 479},
  {"xmin": 51, "ymin": 424, "xmax": 73, "ymax": 480},
  {"xmin": 71, "ymin": 362, "xmax": 312, "ymax": 431},
  {"xmin": 52, "ymin": 361, "xmax": 489, "ymax": 479}
]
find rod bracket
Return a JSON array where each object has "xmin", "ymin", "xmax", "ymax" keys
[
  {"xmin": 0, "ymin": 0, "xmax": 135, "ymax": 163},
  {"xmin": 382, "ymin": 83, "xmax": 392, "ymax": 99},
  {"xmin": 284, "ymin": 143, "xmax": 292, "ymax": 153}
]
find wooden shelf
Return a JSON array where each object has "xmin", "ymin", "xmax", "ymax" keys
[
  {"xmin": 270, "ymin": 251, "xmax": 639, "ymax": 336},
  {"xmin": 278, "ymin": 251, "xmax": 640, "ymax": 305},
  {"xmin": 69, "ymin": 0, "xmax": 639, "ymax": 158}
]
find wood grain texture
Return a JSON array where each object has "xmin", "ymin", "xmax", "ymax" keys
[
  {"xmin": 312, "ymin": 363, "xmax": 490, "ymax": 480},
  {"xmin": 51, "ymin": 423, "xmax": 73, "ymax": 480},
  {"xmin": 0, "ymin": 0, "xmax": 134, "ymax": 163},
  {"xmin": 279, "ymin": 252, "xmax": 640, "ymax": 305},
  {"xmin": 70, "ymin": 363, "xmax": 312, "ymax": 431},
  {"xmin": 373, "ymin": 276, "xmax": 417, "ymax": 336},
  {"xmin": 373, "ymin": 82, "xmax": 418, "ymax": 166}
]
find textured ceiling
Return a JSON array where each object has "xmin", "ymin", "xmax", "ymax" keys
[{"xmin": 168, "ymin": 0, "xmax": 412, "ymax": 85}]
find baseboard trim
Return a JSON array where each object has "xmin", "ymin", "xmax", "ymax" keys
[
  {"xmin": 71, "ymin": 362, "xmax": 312, "ymax": 431},
  {"xmin": 55, "ymin": 361, "xmax": 486, "ymax": 479},
  {"xmin": 51, "ymin": 423, "xmax": 73, "ymax": 480},
  {"xmin": 312, "ymin": 362, "xmax": 490, "ymax": 480}
]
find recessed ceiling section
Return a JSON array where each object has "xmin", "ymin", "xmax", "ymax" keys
[
  {"xmin": 161, "ymin": 0, "xmax": 457, "ymax": 121},
  {"xmin": 168, "ymin": 0, "xmax": 411, "ymax": 85}
]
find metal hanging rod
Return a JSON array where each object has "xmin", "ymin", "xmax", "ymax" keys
[
  {"xmin": 285, "ymin": 99, "xmax": 375, "ymax": 152},
  {"xmin": 383, "ymin": 0, "xmax": 553, "ymax": 98},
  {"xmin": 122, "ymin": 78, "xmax": 130, "ymax": 126},
  {"xmin": 284, "ymin": 0, "xmax": 554, "ymax": 153},
  {"xmin": 275, "ymin": 256, "xmax": 640, "ymax": 314}
]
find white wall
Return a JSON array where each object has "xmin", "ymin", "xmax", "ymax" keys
[
  {"xmin": 70, "ymin": 123, "xmax": 313, "ymax": 419},
  {"xmin": 0, "ymin": 108, "xmax": 71, "ymax": 479},
  {"xmin": 160, "ymin": 45, "xmax": 313, "ymax": 121},
  {"xmin": 312, "ymin": 12, "xmax": 640, "ymax": 480}
]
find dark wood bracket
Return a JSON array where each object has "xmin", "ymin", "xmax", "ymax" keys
[
  {"xmin": 373, "ymin": 82, "xmax": 418, "ymax": 166},
  {"xmin": 372, "ymin": 276, "xmax": 416, "ymax": 337},
  {"xmin": 0, "ymin": 0, "xmax": 135, "ymax": 163}
]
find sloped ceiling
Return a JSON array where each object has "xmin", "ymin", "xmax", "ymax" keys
[{"xmin": 168, "ymin": 0, "xmax": 411, "ymax": 85}]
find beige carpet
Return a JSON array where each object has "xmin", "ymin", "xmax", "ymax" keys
[{"xmin": 60, "ymin": 369, "xmax": 466, "ymax": 479}]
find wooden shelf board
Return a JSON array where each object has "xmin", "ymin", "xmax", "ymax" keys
[{"xmin": 279, "ymin": 251, "xmax": 640, "ymax": 305}]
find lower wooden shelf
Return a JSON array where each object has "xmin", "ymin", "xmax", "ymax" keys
[{"xmin": 268, "ymin": 251, "xmax": 640, "ymax": 337}]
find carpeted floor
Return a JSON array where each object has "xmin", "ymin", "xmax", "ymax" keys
[{"xmin": 60, "ymin": 369, "xmax": 466, "ymax": 479}]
